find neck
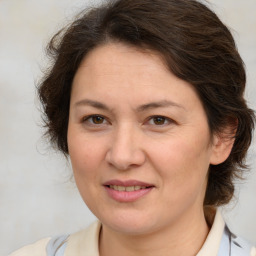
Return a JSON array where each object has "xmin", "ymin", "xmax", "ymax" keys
[{"xmin": 99, "ymin": 208, "xmax": 210, "ymax": 256}]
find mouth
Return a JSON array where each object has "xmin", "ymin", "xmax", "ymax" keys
[
  {"xmin": 107, "ymin": 185, "xmax": 150, "ymax": 192},
  {"xmin": 103, "ymin": 180, "xmax": 154, "ymax": 202}
]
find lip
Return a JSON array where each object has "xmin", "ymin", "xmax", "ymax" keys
[
  {"xmin": 103, "ymin": 179, "xmax": 154, "ymax": 202},
  {"xmin": 103, "ymin": 179, "xmax": 154, "ymax": 187}
]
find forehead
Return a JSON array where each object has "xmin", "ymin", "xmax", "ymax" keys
[
  {"xmin": 73, "ymin": 42, "xmax": 188, "ymax": 91},
  {"xmin": 71, "ymin": 42, "xmax": 202, "ymax": 112},
  {"xmin": 76, "ymin": 42, "xmax": 169, "ymax": 79}
]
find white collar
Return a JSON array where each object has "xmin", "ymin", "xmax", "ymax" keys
[{"xmin": 197, "ymin": 209, "xmax": 225, "ymax": 256}]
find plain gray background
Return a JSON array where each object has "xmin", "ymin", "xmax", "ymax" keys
[{"xmin": 1, "ymin": 0, "xmax": 255, "ymax": 255}]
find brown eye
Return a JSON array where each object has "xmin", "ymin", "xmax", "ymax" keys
[
  {"xmin": 146, "ymin": 116, "xmax": 174, "ymax": 127},
  {"xmin": 83, "ymin": 115, "xmax": 107, "ymax": 125},
  {"xmin": 152, "ymin": 116, "xmax": 167, "ymax": 125},
  {"xmin": 91, "ymin": 115, "xmax": 105, "ymax": 124}
]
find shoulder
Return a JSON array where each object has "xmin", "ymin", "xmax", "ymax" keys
[
  {"xmin": 9, "ymin": 237, "xmax": 51, "ymax": 256},
  {"xmin": 46, "ymin": 221, "xmax": 101, "ymax": 256},
  {"xmin": 219, "ymin": 221, "xmax": 256, "ymax": 256},
  {"xmin": 198, "ymin": 208, "xmax": 256, "ymax": 256},
  {"xmin": 231, "ymin": 235, "xmax": 256, "ymax": 256},
  {"xmin": 228, "ymin": 230, "xmax": 256, "ymax": 256},
  {"xmin": 9, "ymin": 221, "xmax": 101, "ymax": 256},
  {"xmin": 64, "ymin": 220, "xmax": 101, "ymax": 255}
]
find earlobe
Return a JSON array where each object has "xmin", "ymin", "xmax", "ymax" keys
[{"xmin": 210, "ymin": 132, "xmax": 236, "ymax": 165}]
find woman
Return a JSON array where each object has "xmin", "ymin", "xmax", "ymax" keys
[{"xmin": 10, "ymin": 0, "xmax": 256, "ymax": 255}]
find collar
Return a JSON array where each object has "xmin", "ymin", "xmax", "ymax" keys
[
  {"xmin": 197, "ymin": 209, "xmax": 225, "ymax": 256},
  {"xmin": 65, "ymin": 220, "xmax": 101, "ymax": 256}
]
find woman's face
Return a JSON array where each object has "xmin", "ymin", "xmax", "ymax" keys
[{"xmin": 68, "ymin": 43, "xmax": 219, "ymax": 235}]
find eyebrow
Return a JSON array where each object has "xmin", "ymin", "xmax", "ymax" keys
[
  {"xmin": 136, "ymin": 100, "xmax": 185, "ymax": 112},
  {"xmin": 74, "ymin": 99, "xmax": 185, "ymax": 112},
  {"xmin": 74, "ymin": 99, "xmax": 110, "ymax": 110}
]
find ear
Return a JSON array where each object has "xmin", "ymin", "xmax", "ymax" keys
[{"xmin": 210, "ymin": 122, "xmax": 237, "ymax": 165}]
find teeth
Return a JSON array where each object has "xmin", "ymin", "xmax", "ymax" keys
[
  {"xmin": 116, "ymin": 185, "xmax": 125, "ymax": 191},
  {"xmin": 109, "ymin": 185, "xmax": 147, "ymax": 191},
  {"xmin": 135, "ymin": 186, "xmax": 141, "ymax": 191},
  {"xmin": 126, "ymin": 186, "xmax": 134, "ymax": 192}
]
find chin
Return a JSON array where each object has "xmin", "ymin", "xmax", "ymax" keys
[{"xmin": 99, "ymin": 211, "xmax": 160, "ymax": 235}]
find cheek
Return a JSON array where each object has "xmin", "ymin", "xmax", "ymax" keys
[
  {"xmin": 68, "ymin": 137, "xmax": 105, "ymax": 211},
  {"xmin": 67, "ymin": 130, "xmax": 106, "ymax": 188},
  {"xmin": 70, "ymin": 145, "xmax": 102, "ymax": 179},
  {"xmin": 149, "ymin": 135, "xmax": 210, "ymax": 170},
  {"xmin": 148, "ymin": 135, "xmax": 211, "ymax": 195}
]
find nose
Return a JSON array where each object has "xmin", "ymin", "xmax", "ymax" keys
[{"xmin": 105, "ymin": 124, "xmax": 146, "ymax": 170}]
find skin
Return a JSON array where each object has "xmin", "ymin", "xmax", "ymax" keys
[{"xmin": 68, "ymin": 43, "xmax": 233, "ymax": 256}]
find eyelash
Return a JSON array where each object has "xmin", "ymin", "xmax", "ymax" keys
[
  {"xmin": 82, "ymin": 115, "xmax": 109, "ymax": 125},
  {"xmin": 82, "ymin": 114, "xmax": 174, "ymax": 127},
  {"xmin": 146, "ymin": 115, "xmax": 174, "ymax": 126}
]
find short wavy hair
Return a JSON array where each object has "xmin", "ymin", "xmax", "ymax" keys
[{"xmin": 38, "ymin": 0, "xmax": 255, "ymax": 207}]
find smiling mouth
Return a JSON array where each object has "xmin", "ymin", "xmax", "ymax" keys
[
  {"xmin": 103, "ymin": 181, "xmax": 154, "ymax": 202},
  {"xmin": 107, "ymin": 185, "xmax": 150, "ymax": 192}
]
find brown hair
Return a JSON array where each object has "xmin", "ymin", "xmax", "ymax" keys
[{"xmin": 38, "ymin": 0, "xmax": 255, "ymax": 206}]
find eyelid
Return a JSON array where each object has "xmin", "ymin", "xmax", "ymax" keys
[{"xmin": 81, "ymin": 114, "xmax": 175, "ymax": 127}]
